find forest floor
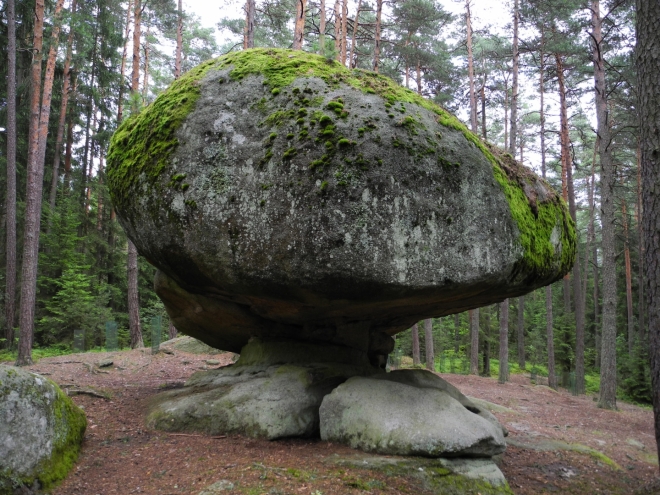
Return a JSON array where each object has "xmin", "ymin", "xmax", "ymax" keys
[{"xmin": 9, "ymin": 346, "xmax": 660, "ymax": 495}]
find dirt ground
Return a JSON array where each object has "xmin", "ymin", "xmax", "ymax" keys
[{"xmin": 9, "ymin": 346, "xmax": 660, "ymax": 495}]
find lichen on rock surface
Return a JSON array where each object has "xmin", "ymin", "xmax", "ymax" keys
[
  {"xmin": 0, "ymin": 366, "xmax": 86, "ymax": 494},
  {"xmin": 107, "ymin": 47, "xmax": 574, "ymax": 361}
]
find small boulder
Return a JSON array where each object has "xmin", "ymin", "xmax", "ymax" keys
[
  {"xmin": 0, "ymin": 366, "xmax": 86, "ymax": 493},
  {"xmin": 146, "ymin": 339, "xmax": 376, "ymax": 439},
  {"xmin": 320, "ymin": 370, "xmax": 506, "ymax": 457}
]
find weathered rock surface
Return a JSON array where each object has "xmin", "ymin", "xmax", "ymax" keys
[
  {"xmin": 320, "ymin": 370, "xmax": 506, "ymax": 457},
  {"xmin": 146, "ymin": 339, "xmax": 378, "ymax": 439},
  {"xmin": 107, "ymin": 48, "xmax": 575, "ymax": 359},
  {"xmin": 0, "ymin": 366, "xmax": 86, "ymax": 493},
  {"xmin": 159, "ymin": 336, "xmax": 223, "ymax": 355},
  {"xmin": 325, "ymin": 453, "xmax": 513, "ymax": 494}
]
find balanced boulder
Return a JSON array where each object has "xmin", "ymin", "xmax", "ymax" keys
[
  {"xmin": 0, "ymin": 366, "xmax": 86, "ymax": 493},
  {"xmin": 107, "ymin": 48, "xmax": 575, "ymax": 363}
]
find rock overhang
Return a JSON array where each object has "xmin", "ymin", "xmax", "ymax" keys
[{"xmin": 107, "ymin": 48, "xmax": 575, "ymax": 355}]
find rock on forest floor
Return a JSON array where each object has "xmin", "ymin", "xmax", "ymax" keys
[{"xmin": 4, "ymin": 346, "xmax": 658, "ymax": 495}]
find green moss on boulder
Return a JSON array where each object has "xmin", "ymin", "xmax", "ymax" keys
[{"xmin": 0, "ymin": 366, "xmax": 86, "ymax": 493}]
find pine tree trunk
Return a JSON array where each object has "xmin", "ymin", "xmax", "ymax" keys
[
  {"xmin": 454, "ymin": 313, "xmax": 460, "ymax": 353},
  {"xmin": 117, "ymin": 0, "xmax": 132, "ymax": 123},
  {"xmin": 143, "ymin": 24, "xmax": 150, "ymax": 102},
  {"xmin": 509, "ymin": 0, "xmax": 519, "ymax": 155},
  {"xmin": 622, "ymin": 195, "xmax": 635, "ymax": 354},
  {"xmin": 412, "ymin": 323, "xmax": 420, "ymax": 365},
  {"xmin": 637, "ymin": 0, "xmax": 660, "ymax": 464},
  {"xmin": 175, "ymin": 0, "xmax": 184, "ymax": 74},
  {"xmin": 480, "ymin": 85, "xmax": 486, "ymax": 140},
  {"xmin": 517, "ymin": 296, "xmax": 525, "ymax": 369},
  {"xmin": 47, "ymin": 0, "xmax": 76, "ymax": 228},
  {"xmin": 292, "ymin": 0, "xmax": 307, "ymax": 50},
  {"xmin": 466, "ymin": 0, "xmax": 477, "ymax": 133},
  {"xmin": 340, "ymin": 0, "xmax": 348, "ymax": 65},
  {"xmin": 372, "ymin": 0, "xmax": 382, "ymax": 71},
  {"xmin": 469, "ymin": 308, "xmax": 479, "ymax": 375},
  {"xmin": 132, "ymin": 0, "xmax": 142, "ymax": 94},
  {"xmin": 499, "ymin": 299, "xmax": 509, "ymax": 383},
  {"xmin": 4, "ymin": 0, "xmax": 17, "ymax": 350},
  {"xmin": 127, "ymin": 0, "xmax": 144, "ymax": 349},
  {"xmin": 483, "ymin": 307, "xmax": 491, "ymax": 376},
  {"xmin": 127, "ymin": 241, "xmax": 143, "ymax": 348},
  {"xmin": 333, "ymin": 0, "xmax": 341, "ymax": 61},
  {"xmin": 17, "ymin": 0, "xmax": 65, "ymax": 366},
  {"xmin": 539, "ymin": 30, "xmax": 556, "ymax": 390},
  {"xmin": 424, "ymin": 318, "xmax": 434, "ymax": 371},
  {"xmin": 64, "ymin": 104, "xmax": 74, "ymax": 188},
  {"xmin": 81, "ymin": 9, "xmax": 99, "ymax": 209},
  {"xmin": 546, "ymin": 286, "xmax": 557, "ymax": 389},
  {"xmin": 637, "ymin": 143, "xmax": 645, "ymax": 342},
  {"xmin": 593, "ymin": 0, "xmax": 617, "ymax": 410},
  {"xmin": 168, "ymin": 322, "xmax": 177, "ymax": 340},
  {"xmin": 348, "ymin": 0, "xmax": 361, "ymax": 67},
  {"xmin": 319, "ymin": 0, "xmax": 326, "ymax": 55},
  {"xmin": 556, "ymin": 51, "xmax": 585, "ymax": 394}
]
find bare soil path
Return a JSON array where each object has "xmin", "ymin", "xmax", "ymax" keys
[{"xmin": 9, "ymin": 348, "xmax": 658, "ymax": 494}]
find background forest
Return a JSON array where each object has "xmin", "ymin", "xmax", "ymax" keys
[{"xmin": 0, "ymin": 0, "xmax": 647, "ymax": 407}]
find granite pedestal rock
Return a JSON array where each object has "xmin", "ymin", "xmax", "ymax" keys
[{"xmin": 108, "ymin": 48, "xmax": 575, "ymax": 487}]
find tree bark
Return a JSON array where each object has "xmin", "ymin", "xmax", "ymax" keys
[
  {"xmin": 636, "ymin": 0, "xmax": 660, "ymax": 463},
  {"xmin": 539, "ymin": 29, "xmax": 556, "ymax": 390},
  {"xmin": 593, "ymin": 0, "xmax": 617, "ymax": 410},
  {"xmin": 319, "ymin": 0, "xmax": 326, "ymax": 55},
  {"xmin": 424, "ymin": 318, "xmax": 434, "ymax": 371},
  {"xmin": 546, "ymin": 286, "xmax": 557, "ymax": 389},
  {"xmin": 622, "ymin": 193, "xmax": 635, "ymax": 354},
  {"xmin": 372, "ymin": 0, "xmax": 382, "ymax": 71},
  {"xmin": 483, "ymin": 307, "xmax": 491, "ymax": 376},
  {"xmin": 411, "ymin": 323, "xmax": 421, "ymax": 365},
  {"xmin": 127, "ymin": 0, "xmax": 144, "ymax": 349},
  {"xmin": 17, "ymin": 0, "xmax": 65, "ymax": 365},
  {"xmin": 637, "ymin": 143, "xmax": 645, "ymax": 342},
  {"xmin": 466, "ymin": 0, "xmax": 477, "ymax": 133},
  {"xmin": 469, "ymin": 308, "xmax": 479, "ymax": 375},
  {"xmin": 47, "ymin": 0, "xmax": 77, "ymax": 228},
  {"xmin": 127, "ymin": 241, "xmax": 143, "ymax": 348},
  {"xmin": 333, "ymin": 0, "xmax": 341, "ymax": 61},
  {"xmin": 348, "ymin": 0, "xmax": 361, "ymax": 67},
  {"xmin": 499, "ymin": 300, "xmax": 509, "ymax": 383},
  {"xmin": 168, "ymin": 322, "xmax": 177, "ymax": 340},
  {"xmin": 454, "ymin": 313, "xmax": 460, "ymax": 353},
  {"xmin": 117, "ymin": 0, "xmax": 132, "ymax": 124},
  {"xmin": 556, "ymin": 50, "xmax": 585, "ymax": 394},
  {"xmin": 509, "ymin": 0, "xmax": 519, "ymax": 155},
  {"xmin": 340, "ymin": 0, "xmax": 348, "ymax": 65},
  {"xmin": 517, "ymin": 296, "xmax": 525, "ymax": 369},
  {"xmin": 4, "ymin": 0, "xmax": 17, "ymax": 350},
  {"xmin": 480, "ymin": 84, "xmax": 487, "ymax": 140},
  {"xmin": 175, "ymin": 0, "xmax": 184, "ymax": 74},
  {"xmin": 292, "ymin": 0, "xmax": 307, "ymax": 50}
]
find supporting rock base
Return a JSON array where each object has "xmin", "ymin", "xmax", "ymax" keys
[{"xmin": 146, "ymin": 339, "xmax": 508, "ymax": 487}]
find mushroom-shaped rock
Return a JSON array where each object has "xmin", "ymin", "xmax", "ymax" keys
[{"xmin": 107, "ymin": 48, "xmax": 575, "ymax": 362}]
